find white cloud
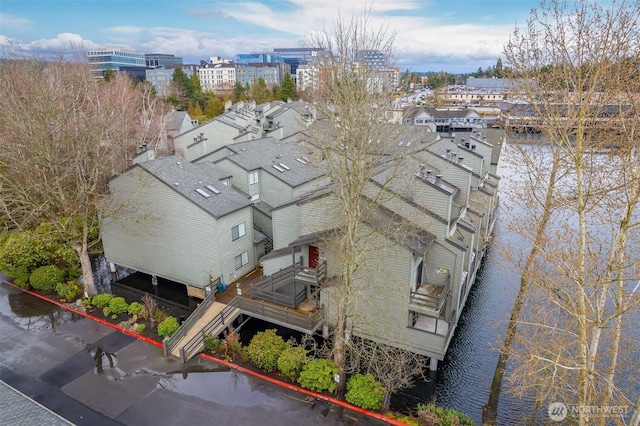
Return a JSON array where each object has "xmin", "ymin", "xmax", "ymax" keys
[
  {"xmin": 107, "ymin": 26, "xmax": 145, "ymax": 35},
  {"xmin": 0, "ymin": 13, "xmax": 33, "ymax": 28},
  {"xmin": 31, "ymin": 33, "xmax": 95, "ymax": 51}
]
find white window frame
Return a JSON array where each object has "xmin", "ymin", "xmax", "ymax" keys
[
  {"xmin": 235, "ymin": 251, "xmax": 249, "ymax": 269},
  {"xmin": 232, "ymin": 223, "xmax": 246, "ymax": 241},
  {"xmin": 248, "ymin": 170, "xmax": 259, "ymax": 185}
]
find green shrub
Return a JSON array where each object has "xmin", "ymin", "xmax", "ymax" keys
[
  {"xmin": 29, "ymin": 265, "xmax": 65, "ymax": 291},
  {"xmin": 0, "ymin": 227, "xmax": 79, "ymax": 280},
  {"xmin": 134, "ymin": 323, "xmax": 146, "ymax": 333},
  {"xmin": 204, "ymin": 335, "xmax": 221, "ymax": 353},
  {"xmin": 298, "ymin": 359, "xmax": 338, "ymax": 393},
  {"xmin": 91, "ymin": 293, "xmax": 113, "ymax": 308},
  {"xmin": 103, "ymin": 297, "xmax": 129, "ymax": 316},
  {"xmin": 345, "ymin": 373, "xmax": 386, "ymax": 411},
  {"xmin": 11, "ymin": 266, "xmax": 30, "ymax": 289},
  {"xmin": 277, "ymin": 346, "xmax": 308, "ymax": 381},
  {"xmin": 417, "ymin": 403, "xmax": 474, "ymax": 426},
  {"xmin": 247, "ymin": 329, "xmax": 289, "ymax": 373},
  {"xmin": 55, "ymin": 280, "xmax": 82, "ymax": 302},
  {"xmin": 127, "ymin": 302, "xmax": 144, "ymax": 316},
  {"xmin": 157, "ymin": 316, "xmax": 180, "ymax": 338}
]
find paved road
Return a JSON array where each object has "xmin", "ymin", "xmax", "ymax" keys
[{"xmin": 0, "ymin": 281, "xmax": 387, "ymax": 425}]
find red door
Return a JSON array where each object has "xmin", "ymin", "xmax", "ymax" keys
[{"xmin": 309, "ymin": 245, "xmax": 319, "ymax": 268}]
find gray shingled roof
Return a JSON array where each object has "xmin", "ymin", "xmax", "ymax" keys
[
  {"xmin": 138, "ymin": 155, "xmax": 251, "ymax": 218},
  {"xmin": 224, "ymin": 137, "xmax": 320, "ymax": 187}
]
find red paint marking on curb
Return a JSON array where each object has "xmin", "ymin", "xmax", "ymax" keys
[
  {"xmin": 198, "ymin": 354, "xmax": 406, "ymax": 425},
  {"xmin": 2, "ymin": 281, "xmax": 407, "ymax": 425},
  {"xmin": 2, "ymin": 281, "xmax": 162, "ymax": 348}
]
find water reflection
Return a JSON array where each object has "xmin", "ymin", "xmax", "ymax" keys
[{"xmin": 3, "ymin": 286, "xmax": 81, "ymax": 333}]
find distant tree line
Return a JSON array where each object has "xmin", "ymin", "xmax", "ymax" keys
[{"xmin": 400, "ymin": 58, "xmax": 507, "ymax": 90}]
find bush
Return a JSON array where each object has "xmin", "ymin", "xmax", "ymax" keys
[
  {"xmin": 345, "ymin": 373, "xmax": 386, "ymax": 411},
  {"xmin": 416, "ymin": 403, "xmax": 474, "ymax": 426},
  {"xmin": 157, "ymin": 316, "xmax": 180, "ymax": 338},
  {"xmin": 277, "ymin": 346, "xmax": 308, "ymax": 381},
  {"xmin": 127, "ymin": 302, "xmax": 144, "ymax": 316},
  {"xmin": 103, "ymin": 296, "xmax": 129, "ymax": 316},
  {"xmin": 134, "ymin": 323, "xmax": 146, "ymax": 333},
  {"xmin": 55, "ymin": 280, "xmax": 82, "ymax": 302},
  {"xmin": 29, "ymin": 265, "xmax": 65, "ymax": 291},
  {"xmin": 11, "ymin": 265, "xmax": 30, "ymax": 289},
  {"xmin": 247, "ymin": 329, "xmax": 289, "ymax": 373},
  {"xmin": 91, "ymin": 293, "xmax": 113, "ymax": 308},
  {"xmin": 298, "ymin": 359, "xmax": 338, "ymax": 393},
  {"xmin": 204, "ymin": 335, "xmax": 221, "ymax": 353}
]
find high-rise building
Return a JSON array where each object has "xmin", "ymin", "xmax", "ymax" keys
[
  {"xmin": 273, "ymin": 47, "xmax": 324, "ymax": 78},
  {"xmin": 87, "ymin": 48, "xmax": 145, "ymax": 77}
]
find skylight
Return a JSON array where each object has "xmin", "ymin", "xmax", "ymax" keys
[
  {"xmin": 296, "ymin": 158, "xmax": 308, "ymax": 165},
  {"xmin": 205, "ymin": 185, "xmax": 221, "ymax": 194},
  {"xmin": 272, "ymin": 164, "xmax": 285, "ymax": 172},
  {"xmin": 195, "ymin": 188, "xmax": 211, "ymax": 198},
  {"xmin": 278, "ymin": 163, "xmax": 291, "ymax": 170}
]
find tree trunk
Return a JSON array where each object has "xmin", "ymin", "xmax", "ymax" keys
[
  {"xmin": 334, "ymin": 316, "xmax": 347, "ymax": 398},
  {"xmin": 483, "ymin": 149, "xmax": 560, "ymax": 425},
  {"xmin": 75, "ymin": 242, "xmax": 96, "ymax": 297}
]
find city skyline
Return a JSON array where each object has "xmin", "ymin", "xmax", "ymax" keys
[{"xmin": 1, "ymin": 0, "xmax": 539, "ymax": 73}]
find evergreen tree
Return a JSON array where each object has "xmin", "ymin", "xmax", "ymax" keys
[
  {"xmin": 280, "ymin": 72, "xmax": 295, "ymax": 101},
  {"xmin": 234, "ymin": 80, "xmax": 245, "ymax": 102},
  {"xmin": 102, "ymin": 68, "xmax": 116, "ymax": 82}
]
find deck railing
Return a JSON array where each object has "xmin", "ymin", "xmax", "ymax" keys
[
  {"xmin": 251, "ymin": 284, "xmax": 307, "ymax": 309},
  {"xmin": 409, "ymin": 276, "xmax": 451, "ymax": 312},
  {"xmin": 163, "ymin": 286, "xmax": 217, "ymax": 355},
  {"xmin": 167, "ymin": 295, "xmax": 325, "ymax": 363},
  {"xmin": 235, "ymin": 297, "xmax": 324, "ymax": 332},
  {"xmin": 178, "ymin": 299, "xmax": 241, "ymax": 363}
]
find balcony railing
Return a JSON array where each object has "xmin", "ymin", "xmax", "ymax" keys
[{"xmin": 409, "ymin": 274, "xmax": 450, "ymax": 313}]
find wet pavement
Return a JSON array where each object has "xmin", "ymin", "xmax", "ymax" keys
[{"xmin": 0, "ymin": 280, "xmax": 388, "ymax": 425}]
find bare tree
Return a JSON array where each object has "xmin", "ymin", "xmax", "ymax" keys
[
  {"xmin": 345, "ymin": 337, "xmax": 428, "ymax": 410},
  {"xmin": 484, "ymin": 1, "xmax": 640, "ymax": 424},
  {"xmin": 302, "ymin": 5, "xmax": 418, "ymax": 398},
  {"xmin": 0, "ymin": 57, "xmax": 164, "ymax": 296}
]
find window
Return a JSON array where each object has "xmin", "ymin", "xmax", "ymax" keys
[
  {"xmin": 249, "ymin": 170, "xmax": 259, "ymax": 185},
  {"xmin": 232, "ymin": 223, "xmax": 246, "ymax": 241},
  {"xmin": 235, "ymin": 251, "xmax": 249, "ymax": 269}
]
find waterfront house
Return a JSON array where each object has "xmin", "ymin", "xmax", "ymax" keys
[{"xmin": 101, "ymin": 155, "xmax": 255, "ymax": 298}]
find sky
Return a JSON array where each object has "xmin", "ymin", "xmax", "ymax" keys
[{"xmin": 0, "ymin": 0, "xmax": 541, "ymax": 73}]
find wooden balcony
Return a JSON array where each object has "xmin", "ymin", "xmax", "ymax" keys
[{"xmin": 409, "ymin": 274, "xmax": 450, "ymax": 314}]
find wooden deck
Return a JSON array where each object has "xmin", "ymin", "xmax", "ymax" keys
[{"xmin": 215, "ymin": 267, "xmax": 319, "ymax": 316}]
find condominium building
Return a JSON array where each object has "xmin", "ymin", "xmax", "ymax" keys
[{"xmin": 198, "ymin": 63, "xmax": 237, "ymax": 92}]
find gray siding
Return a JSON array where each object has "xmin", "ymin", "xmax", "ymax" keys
[
  {"xmin": 272, "ymin": 203, "xmax": 302, "ymax": 250},
  {"xmin": 102, "ymin": 167, "xmax": 255, "ymax": 289},
  {"xmin": 259, "ymin": 172, "xmax": 295, "ymax": 207},
  {"xmin": 320, "ymin": 227, "xmax": 450, "ymax": 359},
  {"xmin": 102, "ymin": 168, "xmax": 221, "ymax": 288},
  {"xmin": 174, "ymin": 121, "xmax": 240, "ymax": 161},
  {"xmin": 216, "ymin": 208, "xmax": 255, "ymax": 283}
]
